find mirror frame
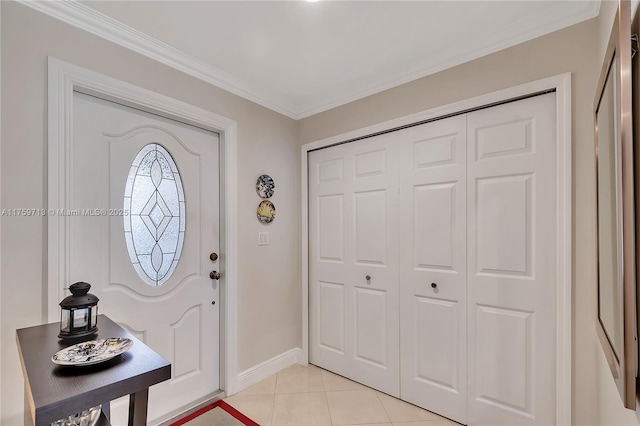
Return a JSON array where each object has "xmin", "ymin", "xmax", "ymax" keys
[{"xmin": 595, "ymin": 0, "xmax": 636, "ymax": 409}]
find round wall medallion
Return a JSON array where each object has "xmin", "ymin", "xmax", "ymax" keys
[
  {"xmin": 256, "ymin": 174, "xmax": 275, "ymax": 198},
  {"xmin": 257, "ymin": 200, "xmax": 276, "ymax": 224}
]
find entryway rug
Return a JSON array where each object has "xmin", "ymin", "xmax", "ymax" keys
[{"xmin": 170, "ymin": 400, "xmax": 260, "ymax": 426}]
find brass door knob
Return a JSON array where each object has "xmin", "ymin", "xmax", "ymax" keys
[
  {"xmin": 210, "ymin": 252, "xmax": 219, "ymax": 262},
  {"xmin": 210, "ymin": 271, "xmax": 221, "ymax": 280}
]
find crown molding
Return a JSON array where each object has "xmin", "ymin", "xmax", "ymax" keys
[
  {"xmin": 294, "ymin": 0, "xmax": 601, "ymax": 118},
  {"xmin": 20, "ymin": 0, "xmax": 299, "ymax": 118},
  {"xmin": 20, "ymin": 0, "xmax": 600, "ymax": 121}
]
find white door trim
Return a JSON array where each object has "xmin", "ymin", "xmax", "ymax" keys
[
  {"xmin": 46, "ymin": 57, "xmax": 240, "ymax": 395},
  {"xmin": 0, "ymin": 3, "xmax": 3, "ymax": 420},
  {"xmin": 301, "ymin": 73, "xmax": 572, "ymax": 426}
]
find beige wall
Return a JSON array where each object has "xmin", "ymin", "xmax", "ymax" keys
[
  {"xmin": 298, "ymin": 14, "xmax": 609, "ymax": 426},
  {"xmin": 0, "ymin": 2, "xmax": 300, "ymax": 425}
]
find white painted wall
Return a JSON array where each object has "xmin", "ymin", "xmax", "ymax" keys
[{"xmin": 0, "ymin": 3, "xmax": 300, "ymax": 425}]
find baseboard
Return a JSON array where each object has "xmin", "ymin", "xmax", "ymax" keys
[
  {"xmin": 157, "ymin": 348, "xmax": 303, "ymax": 424},
  {"xmin": 235, "ymin": 348, "xmax": 303, "ymax": 393},
  {"xmin": 155, "ymin": 390, "xmax": 225, "ymax": 426}
]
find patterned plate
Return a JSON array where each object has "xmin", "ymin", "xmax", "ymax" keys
[
  {"xmin": 256, "ymin": 174, "xmax": 275, "ymax": 199},
  {"xmin": 257, "ymin": 200, "xmax": 276, "ymax": 224},
  {"xmin": 52, "ymin": 337, "xmax": 133, "ymax": 366}
]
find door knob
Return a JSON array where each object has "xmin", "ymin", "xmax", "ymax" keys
[
  {"xmin": 431, "ymin": 282, "xmax": 437, "ymax": 289},
  {"xmin": 365, "ymin": 275, "xmax": 371, "ymax": 281},
  {"xmin": 210, "ymin": 270, "xmax": 221, "ymax": 280},
  {"xmin": 210, "ymin": 252, "xmax": 219, "ymax": 262}
]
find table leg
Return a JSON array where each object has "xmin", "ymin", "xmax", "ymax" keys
[
  {"xmin": 101, "ymin": 401, "xmax": 110, "ymax": 421},
  {"xmin": 128, "ymin": 389, "xmax": 149, "ymax": 426},
  {"xmin": 24, "ymin": 389, "xmax": 34, "ymax": 426}
]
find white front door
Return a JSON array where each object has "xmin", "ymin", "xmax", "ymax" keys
[
  {"xmin": 466, "ymin": 93, "xmax": 557, "ymax": 425},
  {"xmin": 398, "ymin": 115, "xmax": 468, "ymax": 424},
  {"xmin": 308, "ymin": 135, "xmax": 400, "ymax": 396},
  {"xmin": 70, "ymin": 92, "xmax": 220, "ymax": 424}
]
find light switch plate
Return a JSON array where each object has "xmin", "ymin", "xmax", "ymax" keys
[{"xmin": 258, "ymin": 231, "xmax": 269, "ymax": 246}]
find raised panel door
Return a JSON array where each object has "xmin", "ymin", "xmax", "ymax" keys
[
  {"xmin": 467, "ymin": 93, "xmax": 557, "ymax": 425},
  {"xmin": 71, "ymin": 92, "xmax": 220, "ymax": 424},
  {"xmin": 398, "ymin": 116, "xmax": 468, "ymax": 424},
  {"xmin": 309, "ymin": 134, "xmax": 400, "ymax": 396}
]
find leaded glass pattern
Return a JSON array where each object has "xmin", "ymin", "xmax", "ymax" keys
[{"xmin": 124, "ymin": 143, "xmax": 185, "ymax": 286}]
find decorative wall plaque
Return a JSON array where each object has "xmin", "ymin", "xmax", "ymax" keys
[
  {"xmin": 256, "ymin": 174, "xmax": 275, "ymax": 198},
  {"xmin": 257, "ymin": 200, "xmax": 276, "ymax": 224}
]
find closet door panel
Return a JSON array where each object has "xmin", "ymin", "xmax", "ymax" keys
[
  {"xmin": 317, "ymin": 194, "xmax": 345, "ymax": 262},
  {"xmin": 399, "ymin": 115, "xmax": 468, "ymax": 424},
  {"xmin": 318, "ymin": 280, "xmax": 346, "ymax": 353},
  {"xmin": 354, "ymin": 189, "xmax": 388, "ymax": 265},
  {"xmin": 474, "ymin": 304, "xmax": 533, "ymax": 413},
  {"xmin": 309, "ymin": 134, "xmax": 400, "ymax": 396},
  {"xmin": 467, "ymin": 93, "xmax": 557, "ymax": 426},
  {"xmin": 413, "ymin": 296, "xmax": 459, "ymax": 387},
  {"xmin": 476, "ymin": 174, "xmax": 531, "ymax": 275},
  {"xmin": 413, "ymin": 182, "xmax": 456, "ymax": 269},
  {"xmin": 310, "ymin": 145, "xmax": 351, "ymax": 378},
  {"xmin": 348, "ymin": 134, "xmax": 400, "ymax": 395}
]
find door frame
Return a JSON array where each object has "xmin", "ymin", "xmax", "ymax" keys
[
  {"xmin": 46, "ymin": 57, "xmax": 240, "ymax": 395},
  {"xmin": 300, "ymin": 73, "xmax": 572, "ymax": 426}
]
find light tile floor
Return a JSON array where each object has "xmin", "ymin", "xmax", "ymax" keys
[{"xmin": 223, "ymin": 364, "xmax": 461, "ymax": 426}]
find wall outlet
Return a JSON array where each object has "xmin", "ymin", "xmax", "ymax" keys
[{"xmin": 258, "ymin": 231, "xmax": 269, "ymax": 246}]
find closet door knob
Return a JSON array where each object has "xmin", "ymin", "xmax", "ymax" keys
[
  {"xmin": 365, "ymin": 275, "xmax": 371, "ymax": 281},
  {"xmin": 431, "ymin": 282, "xmax": 437, "ymax": 289}
]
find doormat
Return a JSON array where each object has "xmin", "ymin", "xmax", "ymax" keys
[{"xmin": 170, "ymin": 400, "xmax": 260, "ymax": 426}]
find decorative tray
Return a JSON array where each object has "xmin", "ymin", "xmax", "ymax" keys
[{"xmin": 52, "ymin": 337, "xmax": 133, "ymax": 366}]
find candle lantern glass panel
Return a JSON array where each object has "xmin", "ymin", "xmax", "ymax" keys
[
  {"xmin": 60, "ymin": 309, "xmax": 71, "ymax": 334},
  {"xmin": 72, "ymin": 308, "xmax": 89, "ymax": 329},
  {"xmin": 91, "ymin": 307, "xmax": 98, "ymax": 330}
]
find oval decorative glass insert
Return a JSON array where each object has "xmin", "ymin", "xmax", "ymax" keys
[{"xmin": 124, "ymin": 143, "xmax": 185, "ymax": 286}]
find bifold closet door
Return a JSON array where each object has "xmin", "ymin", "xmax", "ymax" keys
[
  {"xmin": 398, "ymin": 115, "xmax": 468, "ymax": 424},
  {"xmin": 309, "ymin": 92, "xmax": 558, "ymax": 426},
  {"xmin": 309, "ymin": 134, "xmax": 401, "ymax": 396},
  {"xmin": 466, "ymin": 93, "xmax": 557, "ymax": 426}
]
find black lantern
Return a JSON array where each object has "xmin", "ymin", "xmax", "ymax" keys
[{"xmin": 58, "ymin": 282, "xmax": 99, "ymax": 340}]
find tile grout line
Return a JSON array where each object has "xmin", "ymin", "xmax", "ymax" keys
[
  {"xmin": 320, "ymin": 371, "xmax": 336, "ymax": 426},
  {"xmin": 373, "ymin": 390, "xmax": 393, "ymax": 425},
  {"xmin": 270, "ymin": 371, "xmax": 279, "ymax": 426}
]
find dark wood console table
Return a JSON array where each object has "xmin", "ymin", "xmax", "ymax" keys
[{"xmin": 16, "ymin": 315, "xmax": 171, "ymax": 426}]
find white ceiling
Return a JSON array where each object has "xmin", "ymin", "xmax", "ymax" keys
[{"xmin": 28, "ymin": 1, "xmax": 600, "ymax": 119}]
